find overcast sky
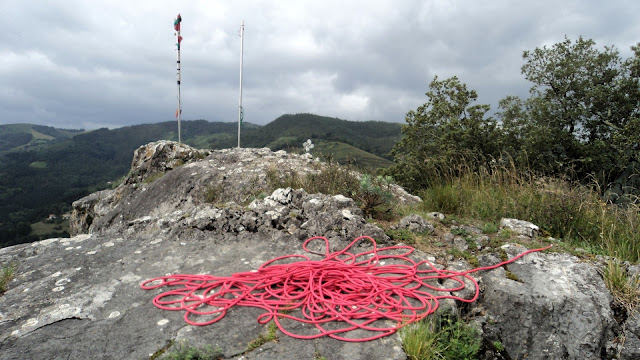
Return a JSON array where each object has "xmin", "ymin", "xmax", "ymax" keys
[{"xmin": 1, "ymin": 0, "xmax": 638, "ymax": 130}]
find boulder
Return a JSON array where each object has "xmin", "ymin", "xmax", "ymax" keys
[
  {"xmin": 476, "ymin": 244, "xmax": 616, "ymax": 359},
  {"xmin": 499, "ymin": 218, "xmax": 540, "ymax": 238},
  {"xmin": 397, "ymin": 214, "xmax": 434, "ymax": 234}
]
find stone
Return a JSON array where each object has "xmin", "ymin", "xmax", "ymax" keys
[
  {"xmin": 397, "ymin": 214, "xmax": 434, "ymax": 234},
  {"xmin": 477, "ymin": 244, "xmax": 616, "ymax": 359},
  {"xmin": 426, "ymin": 212, "xmax": 445, "ymax": 221},
  {"xmin": 499, "ymin": 218, "xmax": 540, "ymax": 238},
  {"xmin": 620, "ymin": 312, "xmax": 640, "ymax": 359}
]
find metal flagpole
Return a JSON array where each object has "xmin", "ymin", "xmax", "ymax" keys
[
  {"xmin": 238, "ymin": 20, "xmax": 244, "ymax": 148},
  {"xmin": 174, "ymin": 13, "xmax": 183, "ymax": 144}
]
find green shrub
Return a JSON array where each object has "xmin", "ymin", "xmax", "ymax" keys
[{"xmin": 356, "ymin": 174, "xmax": 394, "ymax": 216}]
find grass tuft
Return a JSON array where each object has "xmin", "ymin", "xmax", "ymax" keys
[
  {"xmin": 418, "ymin": 162, "xmax": 640, "ymax": 262},
  {"xmin": 0, "ymin": 262, "xmax": 17, "ymax": 294},
  {"xmin": 603, "ymin": 259, "xmax": 640, "ymax": 312},
  {"xmin": 247, "ymin": 321, "xmax": 278, "ymax": 352},
  {"xmin": 163, "ymin": 340, "xmax": 223, "ymax": 360},
  {"xmin": 400, "ymin": 314, "xmax": 481, "ymax": 360}
]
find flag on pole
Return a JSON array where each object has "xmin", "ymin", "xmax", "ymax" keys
[{"xmin": 174, "ymin": 13, "xmax": 182, "ymax": 31}]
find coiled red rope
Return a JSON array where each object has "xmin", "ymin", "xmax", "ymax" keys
[{"xmin": 141, "ymin": 236, "xmax": 551, "ymax": 342}]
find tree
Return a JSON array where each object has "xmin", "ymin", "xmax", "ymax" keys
[
  {"xmin": 388, "ymin": 76, "xmax": 499, "ymax": 191},
  {"xmin": 500, "ymin": 37, "xmax": 640, "ymax": 192}
]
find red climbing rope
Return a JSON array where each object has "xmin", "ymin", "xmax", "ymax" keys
[{"xmin": 140, "ymin": 236, "xmax": 551, "ymax": 342}]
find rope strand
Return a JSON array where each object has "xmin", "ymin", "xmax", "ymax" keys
[{"xmin": 141, "ymin": 236, "xmax": 551, "ymax": 342}]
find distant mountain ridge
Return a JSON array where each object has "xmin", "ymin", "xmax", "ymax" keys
[
  {"xmin": 0, "ymin": 124, "xmax": 84, "ymax": 153},
  {"xmin": 0, "ymin": 114, "xmax": 403, "ymax": 247},
  {"xmin": 245, "ymin": 113, "xmax": 401, "ymax": 159}
]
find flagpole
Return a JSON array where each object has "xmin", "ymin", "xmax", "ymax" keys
[
  {"xmin": 237, "ymin": 20, "xmax": 244, "ymax": 149},
  {"xmin": 174, "ymin": 14, "xmax": 183, "ymax": 144}
]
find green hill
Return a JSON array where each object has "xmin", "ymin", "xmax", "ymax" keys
[
  {"xmin": 0, "ymin": 124, "xmax": 84, "ymax": 153},
  {"xmin": 242, "ymin": 113, "xmax": 401, "ymax": 159},
  {"xmin": 0, "ymin": 115, "xmax": 402, "ymax": 247}
]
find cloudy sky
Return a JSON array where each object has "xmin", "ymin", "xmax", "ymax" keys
[{"xmin": 1, "ymin": 0, "xmax": 638, "ymax": 130}]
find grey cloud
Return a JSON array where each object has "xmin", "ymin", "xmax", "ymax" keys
[{"xmin": 1, "ymin": 0, "xmax": 639, "ymax": 130}]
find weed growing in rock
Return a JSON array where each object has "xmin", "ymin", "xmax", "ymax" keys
[
  {"xmin": 448, "ymin": 248, "xmax": 479, "ymax": 268},
  {"xmin": 385, "ymin": 228, "xmax": 416, "ymax": 245},
  {"xmin": 264, "ymin": 160, "xmax": 397, "ymax": 219},
  {"xmin": 482, "ymin": 222, "xmax": 499, "ymax": 234},
  {"xmin": 400, "ymin": 314, "xmax": 481, "ymax": 360},
  {"xmin": 603, "ymin": 259, "xmax": 640, "ymax": 312},
  {"xmin": 505, "ymin": 269, "xmax": 520, "ymax": 282},
  {"xmin": 162, "ymin": 340, "xmax": 223, "ymax": 360},
  {"xmin": 143, "ymin": 172, "xmax": 165, "ymax": 184},
  {"xmin": 247, "ymin": 321, "xmax": 278, "ymax": 351},
  {"xmin": 0, "ymin": 262, "xmax": 16, "ymax": 294},
  {"xmin": 203, "ymin": 184, "xmax": 224, "ymax": 203},
  {"xmin": 313, "ymin": 350, "xmax": 328, "ymax": 360}
]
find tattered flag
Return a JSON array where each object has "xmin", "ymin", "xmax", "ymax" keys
[{"xmin": 174, "ymin": 14, "xmax": 182, "ymax": 31}]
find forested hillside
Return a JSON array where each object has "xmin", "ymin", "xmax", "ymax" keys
[
  {"xmin": 0, "ymin": 124, "xmax": 84, "ymax": 153},
  {"xmin": 241, "ymin": 114, "xmax": 401, "ymax": 159},
  {"xmin": 0, "ymin": 116, "xmax": 401, "ymax": 247}
]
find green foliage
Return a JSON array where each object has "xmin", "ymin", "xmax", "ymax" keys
[
  {"xmin": 163, "ymin": 340, "xmax": 223, "ymax": 360},
  {"xmin": 492, "ymin": 341, "xmax": 505, "ymax": 352},
  {"xmin": 313, "ymin": 350, "xmax": 328, "ymax": 360},
  {"xmin": 499, "ymin": 37, "xmax": 640, "ymax": 196},
  {"xmin": 400, "ymin": 315, "xmax": 481, "ymax": 360},
  {"xmin": 312, "ymin": 140, "xmax": 393, "ymax": 169},
  {"xmin": 248, "ymin": 113, "xmax": 401, "ymax": 160},
  {"xmin": 357, "ymin": 174, "xmax": 394, "ymax": 216},
  {"xmin": 417, "ymin": 161, "xmax": 640, "ymax": 262},
  {"xmin": 387, "ymin": 76, "xmax": 500, "ymax": 192},
  {"xmin": 265, "ymin": 161, "xmax": 398, "ymax": 219},
  {"xmin": 505, "ymin": 270, "xmax": 520, "ymax": 282},
  {"xmin": 203, "ymin": 184, "xmax": 224, "ymax": 204},
  {"xmin": 385, "ymin": 229, "xmax": 416, "ymax": 245},
  {"xmin": 603, "ymin": 259, "xmax": 640, "ymax": 312},
  {"xmin": 481, "ymin": 222, "xmax": 499, "ymax": 234},
  {"xmin": 142, "ymin": 172, "xmax": 165, "ymax": 184},
  {"xmin": 0, "ymin": 262, "xmax": 17, "ymax": 294},
  {"xmin": 265, "ymin": 162, "xmax": 360, "ymax": 200}
]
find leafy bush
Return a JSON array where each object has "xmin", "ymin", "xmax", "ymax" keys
[{"xmin": 356, "ymin": 174, "xmax": 394, "ymax": 216}]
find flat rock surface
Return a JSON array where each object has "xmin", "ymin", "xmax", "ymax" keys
[{"xmin": 0, "ymin": 232, "xmax": 405, "ymax": 360}]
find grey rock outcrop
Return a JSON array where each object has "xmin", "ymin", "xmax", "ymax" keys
[
  {"xmin": 476, "ymin": 244, "xmax": 616, "ymax": 359},
  {"xmin": 621, "ymin": 312, "xmax": 640, "ymax": 359},
  {"xmin": 396, "ymin": 214, "xmax": 434, "ymax": 234},
  {"xmin": 500, "ymin": 218, "xmax": 540, "ymax": 238},
  {"xmin": 2, "ymin": 141, "xmax": 638, "ymax": 359}
]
